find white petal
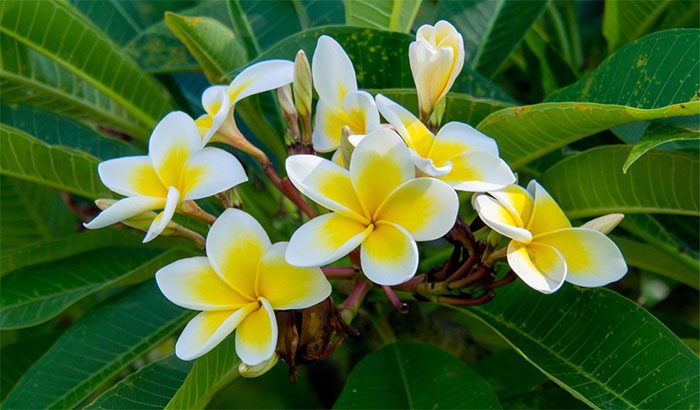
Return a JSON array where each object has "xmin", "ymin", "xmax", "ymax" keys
[
  {"xmin": 201, "ymin": 85, "xmax": 231, "ymax": 145},
  {"xmin": 429, "ymin": 122, "xmax": 499, "ymax": 165},
  {"xmin": 411, "ymin": 150, "xmax": 452, "ymax": 177},
  {"xmin": 507, "ymin": 240, "xmax": 566, "ymax": 294},
  {"xmin": 228, "ymin": 60, "xmax": 294, "ymax": 104},
  {"xmin": 409, "ymin": 41, "xmax": 454, "ymax": 114},
  {"xmin": 343, "ymin": 90, "xmax": 380, "ymax": 134},
  {"xmin": 535, "ymin": 228, "xmax": 628, "ymax": 287},
  {"xmin": 489, "ymin": 184, "xmax": 534, "ymax": 228},
  {"xmin": 143, "ymin": 186, "xmax": 180, "ymax": 243},
  {"xmin": 285, "ymin": 212, "xmax": 372, "ymax": 267},
  {"xmin": 235, "ymin": 298, "xmax": 278, "ymax": 366},
  {"xmin": 148, "ymin": 111, "xmax": 202, "ymax": 188},
  {"xmin": 312, "ymin": 99, "xmax": 346, "ymax": 152},
  {"xmin": 175, "ymin": 303, "xmax": 258, "ymax": 361},
  {"xmin": 98, "ymin": 156, "xmax": 167, "ymax": 198},
  {"xmin": 83, "ymin": 196, "xmax": 164, "ymax": 230},
  {"xmin": 472, "ymin": 194, "xmax": 532, "ymax": 243},
  {"xmin": 312, "ymin": 35, "xmax": 357, "ymax": 105},
  {"xmin": 375, "ymin": 94, "xmax": 434, "ymax": 155},
  {"xmin": 155, "ymin": 256, "xmax": 252, "ymax": 311},
  {"xmin": 439, "ymin": 151, "xmax": 515, "ymax": 192},
  {"xmin": 526, "ymin": 180, "xmax": 571, "ymax": 235},
  {"xmin": 360, "ymin": 222, "xmax": 419, "ymax": 286},
  {"xmin": 182, "ymin": 147, "xmax": 247, "ymax": 200}
]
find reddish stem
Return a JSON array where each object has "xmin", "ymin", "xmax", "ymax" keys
[
  {"xmin": 321, "ymin": 266, "xmax": 356, "ymax": 279},
  {"xmin": 487, "ymin": 271, "xmax": 517, "ymax": 289},
  {"xmin": 263, "ymin": 164, "xmax": 316, "ymax": 219},
  {"xmin": 382, "ymin": 286, "xmax": 409, "ymax": 313},
  {"xmin": 339, "ymin": 280, "xmax": 370, "ymax": 323},
  {"xmin": 448, "ymin": 266, "xmax": 489, "ymax": 290},
  {"xmin": 391, "ymin": 274, "xmax": 426, "ymax": 292},
  {"xmin": 438, "ymin": 292, "xmax": 494, "ymax": 306}
]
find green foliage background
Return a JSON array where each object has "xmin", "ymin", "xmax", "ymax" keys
[{"xmin": 0, "ymin": 0, "xmax": 698, "ymax": 408}]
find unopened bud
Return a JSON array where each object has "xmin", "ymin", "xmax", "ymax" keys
[
  {"xmin": 239, "ymin": 353, "xmax": 279, "ymax": 378},
  {"xmin": 340, "ymin": 126, "xmax": 355, "ymax": 168},
  {"xmin": 277, "ymin": 85, "xmax": 297, "ymax": 122},
  {"xmin": 293, "ymin": 50, "xmax": 312, "ymax": 118},
  {"xmin": 581, "ymin": 213, "xmax": 624, "ymax": 234}
]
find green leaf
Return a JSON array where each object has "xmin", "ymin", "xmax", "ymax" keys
[
  {"xmin": 602, "ymin": 0, "xmax": 699, "ymax": 51},
  {"xmin": 0, "ymin": 248, "xmax": 185, "ymax": 329},
  {"xmin": 458, "ymin": 282, "xmax": 700, "ymax": 409},
  {"xmin": 345, "ymin": 0, "xmax": 422, "ymax": 33},
  {"xmin": 166, "ymin": 336, "xmax": 241, "ymax": 409},
  {"xmin": 3, "ymin": 280, "xmax": 191, "ymax": 409},
  {"xmin": 85, "ymin": 356, "xmax": 192, "ymax": 409},
  {"xmin": 1, "ymin": 103, "xmax": 141, "ymax": 160},
  {"xmin": 0, "ymin": 124, "xmax": 110, "ymax": 199},
  {"xmin": 377, "ymin": 89, "xmax": 513, "ymax": 126},
  {"xmin": 620, "ymin": 213, "xmax": 699, "ymax": 261},
  {"xmin": 334, "ymin": 341, "xmax": 502, "ymax": 409},
  {"xmin": 547, "ymin": 29, "xmax": 699, "ymax": 108},
  {"xmin": 477, "ymin": 101, "xmax": 699, "ymax": 168},
  {"xmin": 541, "ymin": 145, "xmax": 699, "ymax": 218},
  {"xmin": 0, "ymin": 37, "xmax": 149, "ymax": 139},
  {"xmin": 623, "ymin": 123, "xmax": 700, "ymax": 173},
  {"xmin": 1, "ymin": 334, "xmax": 60, "ymax": 401},
  {"xmin": 0, "ymin": 0, "xmax": 174, "ymax": 128},
  {"xmin": 612, "ymin": 235, "xmax": 699, "ymax": 289},
  {"xmin": 226, "ymin": 0, "xmax": 260, "ymax": 58},
  {"xmin": 470, "ymin": 350, "xmax": 548, "ymax": 400},
  {"xmin": 165, "ymin": 13, "xmax": 247, "ymax": 84},
  {"xmin": 415, "ymin": 0, "xmax": 550, "ymax": 77},
  {"xmin": 240, "ymin": 26, "xmax": 514, "ymax": 102}
]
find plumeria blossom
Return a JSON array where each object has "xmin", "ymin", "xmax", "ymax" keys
[
  {"xmin": 311, "ymin": 35, "xmax": 380, "ymax": 156},
  {"xmin": 85, "ymin": 112, "xmax": 247, "ymax": 242},
  {"xmin": 156, "ymin": 208, "xmax": 331, "ymax": 365},
  {"xmin": 196, "ymin": 60, "xmax": 295, "ymax": 144},
  {"xmin": 473, "ymin": 181, "xmax": 627, "ymax": 294},
  {"xmin": 375, "ymin": 94, "xmax": 515, "ymax": 191},
  {"xmin": 409, "ymin": 20, "xmax": 465, "ymax": 118},
  {"xmin": 285, "ymin": 128, "xmax": 459, "ymax": 286}
]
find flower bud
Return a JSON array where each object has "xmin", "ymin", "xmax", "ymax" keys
[
  {"xmin": 95, "ymin": 199, "xmax": 178, "ymax": 235},
  {"xmin": 293, "ymin": 50, "xmax": 312, "ymax": 119},
  {"xmin": 581, "ymin": 213, "xmax": 624, "ymax": 234},
  {"xmin": 239, "ymin": 353, "xmax": 279, "ymax": 378},
  {"xmin": 339, "ymin": 126, "xmax": 355, "ymax": 168},
  {"xmin": 277, "ymin": 84, "xmax": 296, "ymax": 122},
  {"xmin": 409, "ymin": 20, "xmax": 464, "ymax": 121}
]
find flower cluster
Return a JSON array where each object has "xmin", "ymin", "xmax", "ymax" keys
[{"xmin": 85, "ymin": 20, "xmax": 627, "ymax": 372}]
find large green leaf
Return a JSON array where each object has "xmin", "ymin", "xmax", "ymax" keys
[
  {"xmin": 623, "ymin": 123, "xmax": 700, "ymax": 173},
  {"xmin": 1, "ymin": 103, "xmax": 141, "ymax": 159},
  {"xmin": 345, "ymin": 0, "xmax": 422, "ymax": 33},
  {"xmin": 334, "ymin": 341, "xmax": 502, "ymax": 409},
  {"xmin": 3, "ymin": 281, "xmax": 191, "ymax": 409},
  {"xmin": 0, "ymin": 248, "xmax": 184, "ymax": 329},
  {"xmin": 415, "ymin": 0, "xmax": 550, "ymax": 77},
  {"xmin": 603, "ymin": 0, "xmax": 699, "ymax": 51},
  {"xmin": 0, "ymin": 124, "xmax": 109, "ymax": 199},
  {"xmin": 0, "ymin": 37, "xmax": 149, "ymax": 139},
  {"xmin": 541, "ymin": 145, "xmax": 699, "ymax": 218},
  {"xmin": 0, "ymin": 0, "xmax": 174, "ymax": 128},
  {"xmin": 547, "ymin": 29, "xmax": 699, "ymax": 108},
  {"xmin": 477, "ymin": 101, "xmax": 699, "ymax": 168},
  {"xmin": 85, "ymin": 356, "xmax": 192, "ymax": 409},
  {"xmin": 1, "ymin": 334, "xmax": 61, "ymax": 402},
  {"xmin": 470, "ymin": 350, "xmax": 548, "ymax": 400},
  {"xmin": 239, "ymin": 26, "xmax": 514, "ymax": 102},
  {"xmin": 166, "ymin": 336, "xmax": 241, "ymax": 409},
  {"xmin": 458, "ymin": 282, "xmax": 700, "ymax": 409}
]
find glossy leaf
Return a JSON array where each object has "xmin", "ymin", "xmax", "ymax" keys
[
  {"xmin": 547, "ymin": 29, "xmax": 698, "ymax": 108},
  {"xmin": 345, "ymin": 0, "xmax": 422, "ymax": 33},
  {"xmin": 85, "ymin": 356, "xmax": 192, "ymax": 409},
  {"xmin": 459, "ymin": 282, "xmax": 700, "ymax": 409},
  {"xmin": 1, "ymin": 334, "xmax": 61, "ymax": 401},
  {"xmin": 0, "ymin": 124, "xmax": 110, "ymax": 199},
  {"xmin": 541, "ymin": 145, "xmax": 699, "ymax": 218},
  {"xmin": 166, "ymin": 336, "xmax": 241, "ymax": 409},
  {"xmin": 477, "ymin": 101, "xmax": 699, "ymax": 168},
  {"xmin": 623, "ymin": 123, "xmax": 700, "ymax": 173},
  {"xmin": 334, "ymin": 341, "xmax": 501, "ymax": 409},
  {"xmin": 2, "ymin": 281, "xmax": 192, "ymax": 409},
  {"xmin": 470, "ymin": 350, "xmax": 548, "ymax": 400},
  {"xmin": 0, "ymin": 0, "xmax": 174, "ymax": 127}
]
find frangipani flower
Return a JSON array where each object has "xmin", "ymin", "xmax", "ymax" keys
[
  {"xmin": 473, "ymin": 181, "xmax": 627, "ymax": 294},
  {"xmin": 409, "ymin": 20, "xmax": 465, "ymax": 118},
  {"xmin": 285, "ymin": 128, "xmax": 459, "ymax": 286},
  {"xmin": 196, "ymin": 60, "xmax": 295, "ymax": 144},
  {"xmin": 376, "ymin": 94, "xmax": 515, "ymax": 192},
  {"xmin": 311, "ymin": 35, "xmax": 380, "ymax": 154},
  {"xmin": 85, "ymin": 112, "xmax": 247, "ymax": 242},
  {"xmin": 156, "ymin": 208, "xmax": 331, "ymax": 365}
]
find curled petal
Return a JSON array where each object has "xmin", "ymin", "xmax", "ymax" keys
[
  {"xmin": 489, "ymin": 184, "xmax": 534, "ymax": 228},
  {"xmin": 360, "ymin": 222, "xmax": 418, "ymax": 286},
  {"xmin": 286, "ymin": 213, "xmax": 372, "ymax": 267},
  {"xmin": 156, "ymin": 256, "xmax": 252, "ymax": 311},
  {"xmin": 535, "ymin": 228, "xmax": 628, "ymax": 287},
  {"xmin": 143, "ymin": 186, "xmax": 180, "ymax": 243},
  {"xmin": 206, "ymin": 209, "xmax": 271, "ymax": 300},
  {"xmin": 148, "ymin": 111, "xmax": 202, "ymax": 188},
  {"xmin": 182, "ymin": 147, "xmax": 247, "ymax": 200},
  {"xmin": 526, "ymin": 180, "xmax": 571, "ymax": 236},
  {"xmin": 256, "ymin": 242, "xmax": 331, "ymax": 310},
  {"xmin": 228, "ymin": 60, "xmax": 294, "ymax": 104},
  {"xmin": 312, "ymin": 35, "xmax": 357, "ymax": 105},
  {"xmin": 411, "ymin": 151, "xmax": 452, "ymax": 177},
  {"xmin": 507, "ymin": 241, "xmax": 566, "ymax": 294},
  {"xmin": 342, "ymin": 90, "xmax": 380, "ymax": 134},
  {"xmin": 429, "ymin": 121, "xmax": 499, "ymax": 164},
  {"xmin": 472, "ymin": 194, "xmax": 532, "ymax": 243},
  {"xmin": 200, "ymin": 86, "xmax": 230, "ymax": 144},
  {"xmin": 375, "ymin": 94, "xmax": 434, "ymax": 156},
  {"xmin": 175, "ymin": 303, "xmax": 258, "ymax": 361},
  {"xmin": 98, "ymin": 156, "xmax": 167, "ymax": 198},
  {"xmin": 375, "ymin": 178, "xmax": 458, "ymax": 241},
  {"xmin": 312, "ymin": 100, "xmax": 349, "ymax": 152},
  {"xmin": 439, "ymin": 151, "xmax": 515, "ymax": 192},
  {"xmin": 235, "ymin": 298, "xmax": 278, "ymax": 366},
  {"xmin": 84, "ymin": 196, "xmax": 164, "ymax": 230}
]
